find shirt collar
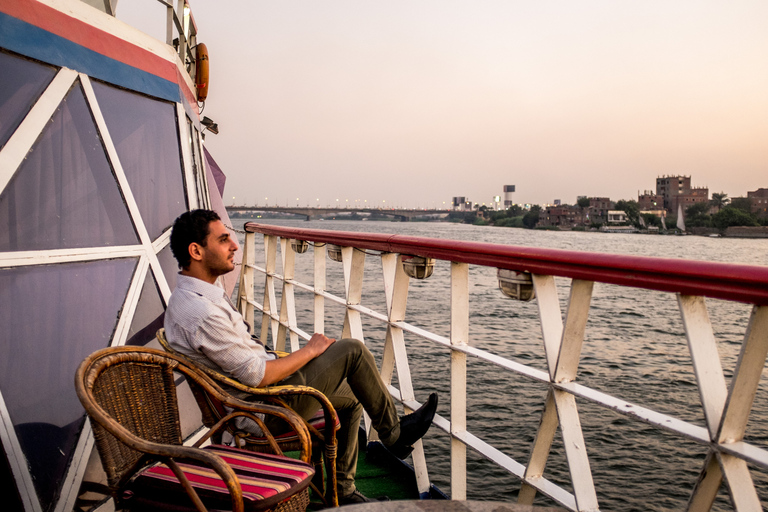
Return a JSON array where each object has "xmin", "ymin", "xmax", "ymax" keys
[{"xmin": 176, "ymin": 274, "xmax": 228, "ymax": 303}]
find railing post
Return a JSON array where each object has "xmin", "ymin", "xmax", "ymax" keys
[
  {"xmin": 524, "ymin": 276, "xmax": 598, "ymax": 511},
  {"xmin": 237, "ymin": 231, "xmax": 255, "ymax": 331},
  {"xmin": 277, "ymin": 238, "xmax": 300, "ymax": 352},
  {"xmin": 313, "ymin": 243, "xmax": 326, "ymax": 335},
  {"xmin": 261, "ymin": 234, "xmax": 279, "ymax": 349},
  {"xmin": 341, "ymin": 246, "xmax": 365, "ymax": 341},
  {"xmin": 379, "ymin": 253, "xmax": 431, "ymax": 495},
  {"xmin": 685, "ymin": 304, "xmax": 768, "ymax": 511},
  {"xmin": 678, "ymin": 294, "xmax": 727, "ymax": 439},
  {"xmin": 165, "ymin": 3, "xmax": 173, "ymax": 45},
  {"xmin": 450, "ymin": 261, "xmax": 468, "ymax": 500}
]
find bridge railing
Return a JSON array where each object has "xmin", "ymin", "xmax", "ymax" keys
[{"xmin": 237, "ymin": 222, "xmax": 768, "ymax": 511}]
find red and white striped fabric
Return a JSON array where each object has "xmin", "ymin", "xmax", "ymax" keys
[{"xmin": 128, "ymin": 445, "xmax": 314, "ymax": 510}]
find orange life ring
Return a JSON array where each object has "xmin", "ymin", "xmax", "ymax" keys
[{"xmin": 195, "ymin": 43, "xmax": 209, "ymax": 102}]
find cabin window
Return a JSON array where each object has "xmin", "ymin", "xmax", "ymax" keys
[
  {"xmin": 0, "ymin": 51, "xmax": 57, "ymax": 150},
  {"xmin": 91, "ymin": 81, "xmax": 187, "ymax": 240},
  {"xmin": 156, "ymin": 243, "xmax": 179, "ymax": 292},
  {"xmin": 125, "ymin": 269, "xmax": 165, "ymax": 346},
  {"xmin": 0, "ymin": 258, "xmax": 137, "ymax": 510},
  {"xmin": 0, "ymin": 82, "xmax": 138, "ymax": 252}
]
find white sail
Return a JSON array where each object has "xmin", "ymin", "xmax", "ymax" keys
[
  {"xmin": 676, "ymin": 204, "xmax": 685, "ymax": 232},
  {"xmin": 661, "ymin": 215, "xmax": 667, "ymax": 230}
]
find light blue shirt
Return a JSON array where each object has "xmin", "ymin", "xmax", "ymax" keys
[{"xmin": 164, "ymin": 274, "xmax": 275, "ymax": 387}]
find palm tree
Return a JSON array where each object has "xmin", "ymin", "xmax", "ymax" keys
[{"xmin": 710, "ymin": 192, "xmax": 729, "ymax": 212}]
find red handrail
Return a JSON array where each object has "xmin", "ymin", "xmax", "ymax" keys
[{"xmin": 244, "ymin": 223, "xmax": 768, "ymax": 305}]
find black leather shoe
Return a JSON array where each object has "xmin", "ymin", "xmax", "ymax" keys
[
  {"xmin": 386, "ymin": 393, "xmax": 438, "ymax": 459},
  {"xmin": 339, "ymin": 490, "xmax": 389, "ymax": 505}
]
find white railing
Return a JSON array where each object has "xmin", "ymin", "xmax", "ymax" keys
[{"xmin": 236, "ymin": 223, "xmax": 768, "ymax": 512}]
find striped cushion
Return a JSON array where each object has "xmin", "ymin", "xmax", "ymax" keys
[{"xmin": 129, "ymin": 445, "xmax": 314, "ymax": 511}]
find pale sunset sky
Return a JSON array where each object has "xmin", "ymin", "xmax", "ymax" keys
[{"xmin": 119, "ymin": 1, "xmax": 768, "ymax": 208}]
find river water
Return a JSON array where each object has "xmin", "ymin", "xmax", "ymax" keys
[{"xmin": 231, "ymin": 218, "xmax": 768, "ymax": 511}]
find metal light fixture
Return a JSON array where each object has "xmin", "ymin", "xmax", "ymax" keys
[
  {"xmin": 327, "ymin": 244, "xmax": 343, "ymax": 262},
  {"xmin": 201, "ymin": 116, "xmax": 219, "ymax": 134},
  {"xmin": 402, "ymin": 255, "xmax": 435, "ymax": 279},
  {"xmin": 291, "ymin": 239, "xmax": 308, "ymax": 254},
  {"xmin": 497, "ymin": 268, "xmax": 535, "ymax": 301}
]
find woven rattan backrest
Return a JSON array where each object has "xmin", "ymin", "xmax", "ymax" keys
[
  {"xmin": 156, "ymin": 328, "xmax": 222, "ymax": 429},
  {"xmin": 81, "ymin": 351, "xmax": 184, "ymax": 488}
]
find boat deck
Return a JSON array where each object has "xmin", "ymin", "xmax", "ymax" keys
[{"xmin": 307, "ymin": 440, "xmax": 445, "ymax": 510}]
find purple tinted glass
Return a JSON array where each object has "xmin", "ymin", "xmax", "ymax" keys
[
  {"xmin": 0, "ymin": 51, "xmax": 57, "ymax": 150},
  {"xmin": 0, "ymin": 82, "xmax": 138, "ymax": 251},
  {"xmin": 0, "ymin": 258, "xmax": 137, "ymax": 510},
  {"xmin": 91, "ymin": 81, "xmax": 187, "ymax": 240},
  {"xmin": 126, "ymin": 269, "xmax": 165, "ymax": 346},
  {"xmin": 157, "ymin": 243, "xmax": 179, "ymax": 292},
  {"xmin": 0, "ymin": 447, "xmax": 24, "ymax": 511}
]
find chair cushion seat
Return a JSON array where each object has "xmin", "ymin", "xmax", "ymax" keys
[{"xmin": 128, "ymin": 444, "xmax": 314, "ymax": 511}]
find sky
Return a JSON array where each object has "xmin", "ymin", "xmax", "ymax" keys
[{"xmin": 118, "ymin": 1, "xmax": 768, "ymax": 209}]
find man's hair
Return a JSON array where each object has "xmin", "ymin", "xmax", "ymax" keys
[{"xmin": 170, "ymin": 209, "xmax": 221, "ymax": 269}]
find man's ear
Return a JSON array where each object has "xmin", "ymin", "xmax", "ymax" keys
[{"xmin": 188, "ymin": 242, "xmax": 204, "ymax": 262}]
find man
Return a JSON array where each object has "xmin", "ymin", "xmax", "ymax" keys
[{"xmin": 164, "ymin": 209, "xmax": 438, "ymax": 505}]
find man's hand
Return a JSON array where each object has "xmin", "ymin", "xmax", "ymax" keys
[
  {"xmin": 259, "ymin": 332, "xmax": 336, "ymax": 386},
  {"xmin": 305, "ymin": 333, "xmax": 336, "ymax": 358}
]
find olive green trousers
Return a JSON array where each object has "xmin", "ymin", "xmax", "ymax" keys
[{"xmin": 265, "ymin": 338, "xmax": 400, "ymax": 497}]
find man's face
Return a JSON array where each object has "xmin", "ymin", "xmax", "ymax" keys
[{"xmin": 198, "ymin": 220, "xmax": 239, "ymax": 276}]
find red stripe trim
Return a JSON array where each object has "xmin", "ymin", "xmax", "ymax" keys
[
  {"xmin": 177, "ymin": 65, "xmax": 199, "ymax": 107},
  {"xmin": 245, "ymin": 223, "xmax": 768, "ymax": 305},
  {"xmin": 1, "ymin": 0, "xmax": 176, "ymax": 83},
  {"xmin": 139, "ymin": 446, "xmax": 313, "ymax": 502}
]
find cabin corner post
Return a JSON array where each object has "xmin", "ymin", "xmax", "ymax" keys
[{"xmin": 450, "ymin": 261, "xmax": 469, "ymax": 500}]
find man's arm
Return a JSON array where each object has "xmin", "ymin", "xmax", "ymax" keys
[{"xmin": 258, "ymin": 333, "xmax": 336, "ymax": 386}]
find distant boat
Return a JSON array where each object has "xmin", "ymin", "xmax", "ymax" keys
[{"xmin": 676, "ymin": 204, "xmax": 686, "ymax": 232}]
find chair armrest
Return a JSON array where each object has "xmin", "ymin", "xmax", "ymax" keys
[{"xmin": 195, "ymin": 394, "xmax": 313, "ymax": 462}]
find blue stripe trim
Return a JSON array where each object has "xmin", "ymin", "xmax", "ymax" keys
[{"xmin": 0, "ymin": 11, "xmax": 179, "ymax": 103}]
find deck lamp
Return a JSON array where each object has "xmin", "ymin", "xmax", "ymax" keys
[
  {"xmin": 201, "ymin": 116, "xmax": 219, "ymax": 134},
  {"xmin": 291, "ymin": 239, "xmax": 309, "ymax": 254},
  {"xmin": 402, "ymin": 255, "xmax": 435, "ymax": 279},
  {"xmin": 327, "ymin": 244, "xmax": 343, "ymax": 262},
  {"xmin": 497, "ymin": 268, "xmax": 535, "ymax": 301}
]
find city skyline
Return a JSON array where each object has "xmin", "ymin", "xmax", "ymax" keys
[{"xmin": 119, "ymin": 1, "xmax": 768, "ymax": 207}]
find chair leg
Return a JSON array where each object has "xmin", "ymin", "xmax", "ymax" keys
[
  {"xmin": 324, "ymin": 442, "xmax": 338, "ymax": 507},
  {"xmin": 308, "ymin": 449, "xmax": 329, "ymax": 507}
]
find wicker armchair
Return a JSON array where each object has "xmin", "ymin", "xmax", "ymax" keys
[
  {"xmin": 156, "ymin": 329, "xmax": 339, "ymax": 507},
  {"xmin": 75, "ymin": 346, "xmax": 315, "ymax": 512}
]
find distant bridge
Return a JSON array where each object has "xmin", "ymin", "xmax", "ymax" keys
[{"xmin": 226, "ymin": 205, "xmax": 453, "ymax": 221}]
